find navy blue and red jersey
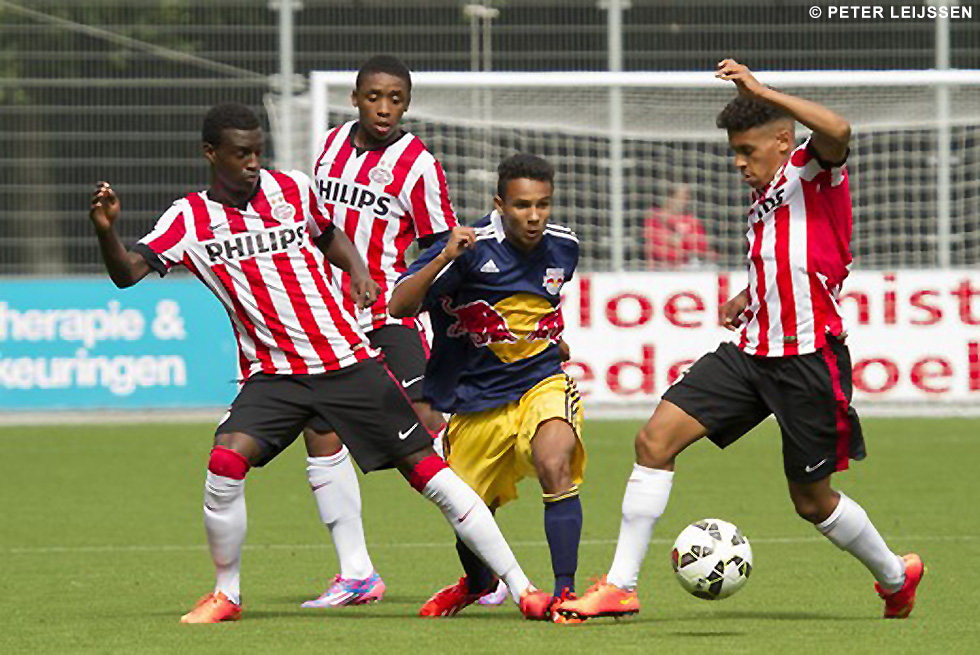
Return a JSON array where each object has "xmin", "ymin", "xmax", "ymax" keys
[{"xmin": 397, "ymin": 211, "xmax": 579, "ymax": 414}]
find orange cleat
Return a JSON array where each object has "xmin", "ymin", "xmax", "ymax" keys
[
  {"xmin": 180, "ymin": 591, "xmax": 242, "ymax": 624},
  {"xmin": 876, "ymin": 553, "xmax": 925, "ymax": 619},
  {"xmin": 419, "ymin": 578, "xmax": 485, "ymax": 617},
  {"xmin": 550, "ymin": 589, "xmax": 583, "ymax": 624},
  {"xmin": 518, "ymin": 588, "xmax": 554, "ymax": 621},
  {"xmin": 553, "ymin": 576, "xmax": 639, "ymax": 621}
]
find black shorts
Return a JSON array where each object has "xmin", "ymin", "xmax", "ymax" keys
[
  {"xmin": 306, "ymin": 324, "xmax": 429, "ymax": 433},
  {"xmin": 662, "ymin": 337, "xmax": 865, "ymax": 483},
  {"xmin": 216, "ymin": 358, "xmax": 433, "ymax": 472}
]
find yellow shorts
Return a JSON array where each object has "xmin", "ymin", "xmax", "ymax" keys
[{"xmin": 446, "ymin": 373, "xmax": 585, "ymax": 508}]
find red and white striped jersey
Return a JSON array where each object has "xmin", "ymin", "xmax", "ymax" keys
[
  {"xmin": 738, "ymin": 138, "xmax": 853, "ymax": 357},
  {"xmin": 313, "ymin": 121, "xmax": 458, "ymax": 332},
  {"xmin": 136, "ymin": 169, "xmax": 374, "ymax": 380}
]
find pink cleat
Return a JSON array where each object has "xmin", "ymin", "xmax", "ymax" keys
[
  {"xmin": 477, "ymin": 579, "xmax": 509, "ymax": 606},
  {"xmin": 302, "ymin": 571, "xmax": 385, "ymax": 608}
]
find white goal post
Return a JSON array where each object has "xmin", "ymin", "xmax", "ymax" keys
[
  {"xmin": 289, "ymin": 70, "xmax": 980, "ymax": 416},
  {"xmin": 299, "ymin": 69, "xmax": 980, "ymax": 273}
]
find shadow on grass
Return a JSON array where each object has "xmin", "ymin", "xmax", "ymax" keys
[
  {"xmin": 667, "ymin": 631, "xmax": 746, "ymax": 638},
  {"xmin": 242, "ymin": 609, "xmax": 533, "ymax": 623},
  {"xmin": 706, "ymin": 610, "xmax": 872, "ymax": 622},
  {"xmin": 249, "ymin": 597, "xmax": 528, "ymax": 623}
]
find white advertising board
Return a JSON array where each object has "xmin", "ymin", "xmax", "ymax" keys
[{"xmin": 561, "ymin": 271, "xmax": 980, "ymax": 416}]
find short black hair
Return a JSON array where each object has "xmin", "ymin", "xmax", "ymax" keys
[
  {"xmin": 356, "ymin": 55, "xmax": 412, "ymax": 92},
  {"xmin": 202, "ymin": 103, "xmax": 261, "ymax": 146},
  {"xmin": 716, "ymin": 95, "xmax": 792, "ymax": 133},
  {"xmin": 496, "ymin": 153, "xmax": 555, "ymax": 199}
]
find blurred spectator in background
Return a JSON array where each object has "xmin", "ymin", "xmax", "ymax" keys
[{"xmin": 644, "ymin": 184, "xmax": 716, "ymax": 269}]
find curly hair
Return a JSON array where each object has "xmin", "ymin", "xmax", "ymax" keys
[
  {"xmin": 716, "ymin": 95, "xmax": 791, "ymax": 132},
  {"xmin": 356, "ymin": 54, "xmax": 412, "ymax": 93},
  {"xmin": 496, "ymin": 153, "xmax": 555, "ymax": 199},
  {"xmin": 202, "ymin": 103, "xmax": 260, "ymax": 146}
]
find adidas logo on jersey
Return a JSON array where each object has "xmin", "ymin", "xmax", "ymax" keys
[{"xmin": 480, "ymin": 259, "xmax": 500, "ymax": 273}]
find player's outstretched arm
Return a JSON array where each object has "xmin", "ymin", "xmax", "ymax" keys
[
  {"xmin": 389, "ymin": 225, "xmax": 475, "ymax": 318},
  {"xmin": 715, "ymin": 59, "xmax": 851, "ymax": 165},
  {"xmin": 89, "ymin": 182, "xmax": 151, "ymax": 288},
  {"xmin": 317, "ymin": 228, "xmax": 380, "ymax": 310}
]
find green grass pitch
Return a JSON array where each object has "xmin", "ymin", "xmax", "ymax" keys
[{"xmin": 2, "ymin": 418, "xmax": 977, "ymax": 654}]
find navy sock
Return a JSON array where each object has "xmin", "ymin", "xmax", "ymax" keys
[
  {"xmin": 456, "ymin": 536, "xmax": 496, "ymax": 595},
  {"xmin": 544, "ymin": 491, "xmax": 582, "ymax": 597}
]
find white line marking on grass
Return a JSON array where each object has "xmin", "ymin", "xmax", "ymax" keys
[{"xmin": 5, "ymin": 534, "xmax": 975, "ymax": 555}]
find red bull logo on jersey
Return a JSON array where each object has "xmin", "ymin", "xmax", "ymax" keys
[
  {"xmin": 543, "ymin": 267, "xmax": 566, "ymax": 295},
  {"xmin": 441, "ymin": 293, "xmax": 564, "ymax": 364},
  {"xmin": 526, "ymin": 305, "xmax": 565, "ymax": 343},
  {"xmin": 441, "ymin": 297, "xmax": 518, "ymax": 348}
]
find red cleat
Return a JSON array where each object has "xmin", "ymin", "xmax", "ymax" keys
[
  {"xmin": 876, "ymin": 553, "xmax": 925, "ymax": 619},
  {"xmin": 180, "ymin": 591, "xmax": 241, "ymax": 624},
  {"xmin": 419, "ymin": 578, "xmax": 484, "ymax": 617},
  {"xmin": 518, "ymin": 588, "xmax": 554, "ymax": 621}
]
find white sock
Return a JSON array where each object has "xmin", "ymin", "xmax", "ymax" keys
[
  {"xmin": 815, "ymin": 491, "xmax": 906, "ymax": 592},
  {"xmin": 422, "ymin": 468, "xmax": 531, "ymax": 603},
  {"xmin": 203, "ymin": 471, "xmax": 246, "ymax": 605},
  {"xmin": 307, "ymin": 448, "xmax": 375, "ymax": 580},
  {"xmin": 607, "ymin": 464, "xmax": 674, "ymax": 590}
]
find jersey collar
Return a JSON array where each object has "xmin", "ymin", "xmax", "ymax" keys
[
  {"xmin": 348, "ymin": 120, "xmax": 407, "ymax": 154},
  {"xmin": 488, "ymin": 210, "xmax": 507, "ymax": 242}
]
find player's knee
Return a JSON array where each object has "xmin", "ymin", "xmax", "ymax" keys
[
  {"xmin": 535, "ymin": 453, "xmax": 573, "ymax": 494},
  {"xmin": 634, "ymin": 421, "xmax": 675, "ymax": 468},
  {"xmin": 404, "ymin": 452, "xmax": 449, "ymax": 493},
  {"xmin": 305, "ymin": 429, "xmax": 344, "ymax": 457},
  {"xmin": 208, "ymin": 446, "xmax": 250, "ymax": 480},
  {"xmin": 790, "ymin": 483, "xmax": 838, "ymax": 524},
  {"xmin": 790, "ymin": 493, "xmax": 829, "ymax": 524}
]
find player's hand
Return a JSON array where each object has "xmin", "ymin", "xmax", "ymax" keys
[
  {"xmin": 440, "ymin": 226, "xmax": 476, "ymax": 261},
  {"xmin": 90, "ymin": 181, "xmax": 120, "ymax": 232},
  {"xmin": 557, "ymin": 338, "xmax": 571, "ymax": 362},
  {"xmin": 719, "ymin": 288, "xmax": 750, "ymax": 331},
  {"xmin": 715, "ymin": 59, "xmax": 766, "ymax": 99},
  {"xmin": 351, "ymin": 275, "xmax": 381, "ymax": 310}
]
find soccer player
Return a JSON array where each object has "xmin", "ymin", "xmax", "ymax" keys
[
  {"xmin": 556, "ymin": 60, "xmax": 923, "ymax": 621},
  {"xmin": 299, "ymin": 55, "xmax": 459, "ymax": 607},
  {"xmin": 390, "ymin": 154, "xmax": 586, "ymax": 619},
  {"xmin": 87, "ymin": 103, "xmax": 554, "ymax": 623}
]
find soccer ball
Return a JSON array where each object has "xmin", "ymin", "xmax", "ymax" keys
[{"xmin": 670, "ymin": 518, "xmax": 753, "ymax": 600}]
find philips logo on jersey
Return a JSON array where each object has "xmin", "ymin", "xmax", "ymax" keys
[
  {"xmin": 203, "ymin": 225, "xmax": 306, "ymax": 263},
  {"xmin": 316, "ymin": 178, "xmax": 393, "ymax": 217},
  {"xmin": 750, "ymin": 187, "xmax": 786, "ymax": 222}
]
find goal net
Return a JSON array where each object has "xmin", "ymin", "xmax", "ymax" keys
[{"xmin": 285, "ymin": 70, "xmax": 980, "ymax": 272}]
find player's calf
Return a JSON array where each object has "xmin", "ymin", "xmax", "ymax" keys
[
  {"xmin": 542, "ymin": 487, "xmax": 582, "ymax": 598},
  {"xmin": 401, "ymin": 450, "xmax": 539, "ymax": 611},
  {"xmin": 185, "ymin": 445, "xmax": 250, "ymax": 622}
]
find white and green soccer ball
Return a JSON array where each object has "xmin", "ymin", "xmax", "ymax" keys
[{"xmin": 671, "ymin": 518, "xmax": 753, "ymax": 600}]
